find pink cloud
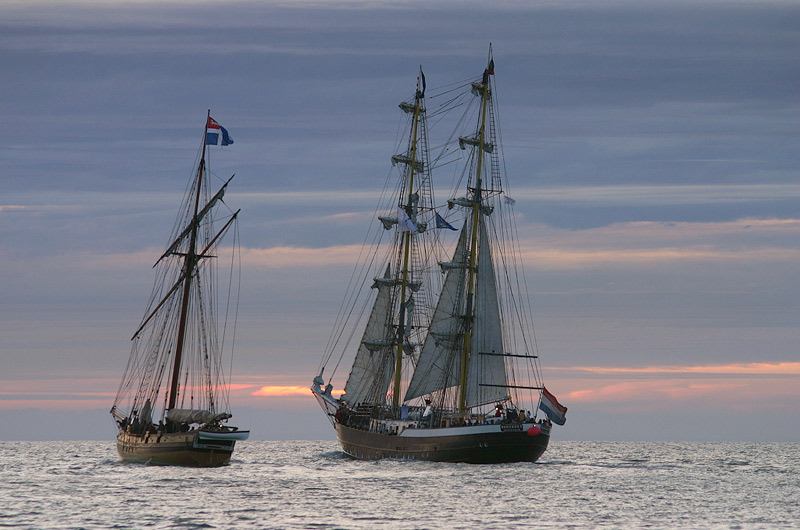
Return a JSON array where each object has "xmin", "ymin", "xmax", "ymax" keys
[
  {"xmin": 240, "ymin": 245, "xmax": 368, "ymax": 269},
  {"xmin": 519, "ymin": 246, "xmax": 800, "ymax": 270},
  {"xmin": 561, "ymin": 362, "xmax": 800, "ymax": 375},
  {"xmin": 555, "ymin": 376, "xmax": 799, "ymax": 413},
  {"xmin": 513, "ymin": 217, "xmax": 800, "ymax": 270}
]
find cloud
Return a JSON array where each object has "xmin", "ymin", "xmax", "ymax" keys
[
  {"xmin": 0, "ymin": 398, "xmax": 112, "ymax": 410},
  {"xmin": 240, "ymin": 216, "xmax": 800, "ymax": 271},
  {"xmin": 520, "ymin": 184, "xmax": 800, "ymax": 206},
  {"xmin": 543, "ymin": 362, "xmax": 800, "ymax": 414},
  {"xmin": 521, "ymin": 246, "xmax": 800, "ymax": 270},
  {"xmin": 516, "ymin": 217, "xmax": 800, "ymax": 270},
  {"xmin": 559, "ymin": 377, "xmax": 799, "ymax": 410},
  {"xmin": 564, "ymin": 362, "xmax": 800, "ymax": 376},
  {"xmin": 6, "ymin": 215, "xmax": 797, "ymax": 276},
  {"xmin": 241, "ymin": 244, "xmax": 369, "ymax": 269},
  {"xmin": 0, "ymin": 378, "xmax": 118, "ymax": 410},
  {"xmin": 252, "ymin": 385, "xmax": 312, "ymax": 397},
  {"xmin": 3, "ymin": 0, "xmax": 799, "ymax": 442}
]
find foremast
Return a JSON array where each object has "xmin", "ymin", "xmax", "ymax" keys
[
  {"xmin": 392, "ymin": 69, "xmax": 425, "ymax": 408},
  {"xmin": 458, "ymin": 55, "xmax": 493, "ymax": 413},
  {"xmin": 336, "ymin": 68, "xmax": 436, "ymax": 409}
]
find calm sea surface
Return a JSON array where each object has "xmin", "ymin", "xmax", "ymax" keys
[{"xmin": 1, "ymin": 441, "xmax": 797, "ymax": 529}]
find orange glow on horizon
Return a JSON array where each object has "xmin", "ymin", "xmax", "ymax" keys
[{"xmin": 251, "ymin": 385, "xmax": 313, "ymax": 397}]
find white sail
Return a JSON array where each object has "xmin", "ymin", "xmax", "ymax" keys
[
  {"xmin": 404, "ymin": 223, "xmax": 469, "ymax": 401},
  {"xmin": 465, "ymin": 218, "xmax": 507, "ymax": 407},
  {"xmin": 341, "ymin": 265, "xmax": 396, "ymax": 405}
]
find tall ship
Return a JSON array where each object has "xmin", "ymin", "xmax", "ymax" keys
[
  {"xmin": 312, "ymin": 49, "xmax": 567, "ymax": 463},
  {"xmin": 110, "ymin": 113, "xmax": 249, "ymax": 466}
]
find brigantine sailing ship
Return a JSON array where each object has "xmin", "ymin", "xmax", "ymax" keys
[
  {"xmin": 312, "ymin": 50, "xmax": 567, "ymax": 463},
  {"xmin": 110, "ymin": 113, "xmax": 249, "ymax": 466}
]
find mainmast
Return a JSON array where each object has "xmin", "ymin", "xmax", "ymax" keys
[
  {"xmin": 166, "ymin": 110, "xmax": 210, "ymax": 412},
  {"xmin": 458, "ymin": 52, "xmax": 494, "ymax": 413},
  {"xmin": 392, "ymin": 68, "xmax": 425, "ymax": 409}
]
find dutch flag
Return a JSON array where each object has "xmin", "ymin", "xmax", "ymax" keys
[
  {"xmin": 206, "ymin": 116, "xmax": 234, "ymax": 146},
  {"xmin": 539, "ymin": 387, "xmax": 568, "ymax": 425}
]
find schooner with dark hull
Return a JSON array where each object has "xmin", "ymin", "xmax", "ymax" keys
[
  {"xmin": 312, "ymin": 50, "xmax": 566, "ymax": 464},
  {"xmin": 111, "ymin": 113, "xmax": 249, "ymax": 466}
]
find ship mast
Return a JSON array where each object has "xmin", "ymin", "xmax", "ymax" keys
[
  {"xmin": 458, "ymin": 51, "xmax": 493, "ymax": 413},
  {"xmin": 392, "ymin": 68, "xmax": 424, "ymax": 409},
  {"xmin": 166, "ymin": 110, "xmax": 209, "ymax": 412}
]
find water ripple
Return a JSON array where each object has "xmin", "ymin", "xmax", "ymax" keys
[{"xmin": 0, "ymin": 441, "xmax": 797, "ymax": 529}]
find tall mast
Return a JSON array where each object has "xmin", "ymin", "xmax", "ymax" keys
[
  {"xmin": 458, "ymin": 52, "xmax": 493, "ymax": 413},
  {"xmin": 166, "ymin": 110, "xmax": 209, "ymax": 412},
  {"xmin": 392, "ymin": 69, "xmax": 424, "ymax": 409}
]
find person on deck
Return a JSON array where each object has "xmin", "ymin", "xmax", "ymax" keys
[{"xmin": 422, "ymin": 400, "xmax": 433, "ymax": 427}]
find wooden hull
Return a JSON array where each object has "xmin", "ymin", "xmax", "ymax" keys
[
  {"xmin": 335, "ymin": 421, "xmax": 549, "ymax": 464},
  {"xmin": 116, "ymin": 430, "xmax": 246, "ymax": 467}
]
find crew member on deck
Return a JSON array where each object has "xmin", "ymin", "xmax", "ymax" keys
[{"xmin": 422, "ymin": 400, "xmax": 433, "ymax": 427}]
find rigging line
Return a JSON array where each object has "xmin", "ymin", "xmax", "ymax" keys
[
  {"xmin": 494, "ymin": 108, "xmax": 542, "ymax": 372},
  {"xmin": 320, "ymin": 116, "xmax": 402, "ymax": 363},
  {"xmin": 324, "ymin": 222, "xmax": 382, "ymax": 363},
  {"xmin": 324, "ymin": 216, "xmax": 388, "ymax": 379},
  {"xmin": 221, "ymin": 220, "xmax": 241, "ymax": 412},
  {"xmin": 319, "ymin": 188, "xmax": 387, "ymax": 369},
  {"xmin": 487, "ymin": 157, "xmax": 542, "ymax": 392},
  {"xmin": 427, "ymin": 78, "xmax": 476, "ymax": 103},
  {"xmin": 329, "ymin": 244, "xmax": 382, "ymax": 380},
  {"xmin": 321, "ymin": 107, "xmax": 423, "ymax": 376},
  {"xmin": 320, "ymin": 187, "xmax": 388, "ymax": 368},
  {"xmin": 427, "ymin": 98, "xmax": 468, "ymax": 122},
  {"xmin": 428, "ymin": 87, "xmax": 471, "ymax": 123},
  {"xmin": 430, "ymin": 95, "xmax": 476, "ymax": 164}
]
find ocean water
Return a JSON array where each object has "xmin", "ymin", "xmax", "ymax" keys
[{"xmin": 0, "ymin": 441, "xmax": 797, "ymax": 529}]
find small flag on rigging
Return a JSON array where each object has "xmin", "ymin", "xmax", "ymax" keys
[
  {"xmin": 482, "ymin": 59, "xmax": 495, "ymax": 85},
  {"xmin": 435, "ymin": 212, "xmax": 457, "ymax": 231},
  {"xmin": 504, "ymin": 196, "xmax": 516, "ymax": 207},
  {"xmin": 539, "ymin": 387, "xmax": 567, "ymax": 425},
  {"xmin": 206, "ymin": 117, "xmax": 234, "ymax": 146}
]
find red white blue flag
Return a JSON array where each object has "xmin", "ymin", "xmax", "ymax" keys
[
  {"xmin": 539, "ymin": 387, "xmax": 567, "ymax": 425},
  {"xmin": 206, "ymin": 117, "xmax": 234, "ymax": 146}
]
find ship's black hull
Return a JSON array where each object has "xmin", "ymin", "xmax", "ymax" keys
[{"xmin": 335, "ymin": 422, "xmax": 549, "ymax": 464}]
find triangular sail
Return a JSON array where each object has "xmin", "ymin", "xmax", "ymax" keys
[
  {"xmin": 404, "ymin": 223, "xmax": 469, "ymax": 401},
  {"xmin": 341, "ymin": 266, "xmax": 396, "ymax": 405},
  {"xmin": 466, "ymin": 218, "xmax": 507, "ymax": 407}
]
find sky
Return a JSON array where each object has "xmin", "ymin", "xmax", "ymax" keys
[{"xmin": 1, "ymin": 0, "xmax": 798, "ymax": 442}]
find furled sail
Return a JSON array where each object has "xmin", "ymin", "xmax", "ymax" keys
[
  {"xmin": 404, "ymin": 223, "xmax": 469, "ymax": 401},
  {"xmin": 341, "ymin": 265, "xmax": 396, "ymax": 405},
  {"xmin": 166, "ymin": 408, "xmax": 232, "ymax": 424},
  {"xmin": 465, "ymin": 218, "xmax": 507, "ymax": 407}
]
